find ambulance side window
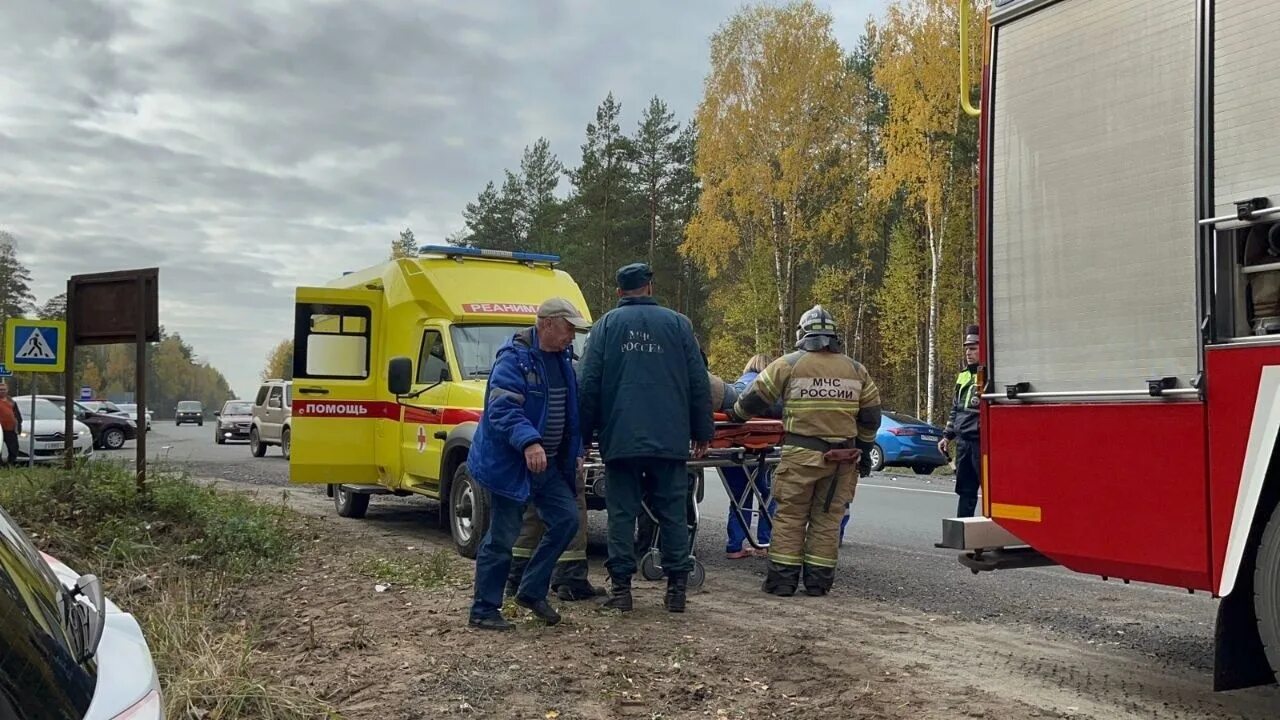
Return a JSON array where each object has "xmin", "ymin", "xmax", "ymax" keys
[
  {"xmin": 295, "ymin": 304, "xmax": 371, "ymax": 379},
  {"xmin": 417, "ymin": 330, "xmax": 450, "ymax": 384}
]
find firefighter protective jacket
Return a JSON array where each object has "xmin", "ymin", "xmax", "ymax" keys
[{"xmin": 733, "ymin": 350, "xmax": 882, "ymax": 444}]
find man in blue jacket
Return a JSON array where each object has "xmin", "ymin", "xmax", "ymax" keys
[
  {"xmin": 578, "ymin": 263, "xmax": 713, "ymax": 613},
  {"xmin": 468, "ymin": 298, "xmax": 590, "ymax": 631}
]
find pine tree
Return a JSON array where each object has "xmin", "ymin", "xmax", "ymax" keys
[
  {"xmin": 634, "ymin": 97, "xmax": 680, "ymax": 266},
  {"xmin": 0, "ymin": 233, "xmax": 34, "ymax": 322},
  {"xmin": 391, "ymin": 228, "xmax": 418, "ymax": 259},
  {"xmin": 520, "ymin": 138, "xmax": 564, "ymax": 255},
  {"xmin": 565, "ymin": 93, "xmax": 639, "ymax": 312}
]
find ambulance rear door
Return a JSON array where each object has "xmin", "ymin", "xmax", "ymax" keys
[{"xmin": 289, "ymin": 286, "xmax": 387, "ymax": 485}]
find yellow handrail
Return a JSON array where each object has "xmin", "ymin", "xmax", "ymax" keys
[{"xmin": 959, "ymin": 0, "xmax": 981, "ymax": 117}]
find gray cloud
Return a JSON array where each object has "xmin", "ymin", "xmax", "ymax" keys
[{"xmin": 2, "ymin": 0, "xmax": 886, "ymax": 397}]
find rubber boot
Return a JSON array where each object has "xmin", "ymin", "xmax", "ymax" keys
[
  {"xmin": 664, "ymin": 571, "xmax": 689, "ymax": 613},
  {"xmin": 762, "ymin": 562, "xmax": 800, "ymax": 597},
  {"xmin": 506, "ymin": 557, "xmax": 530, "ymax": 599},
  {"xmin": 600, "ymin": 575, "xmax": 634, "ymax": 612},
  {"xmin": 802, "ymin": 564, "xmax": 834, "ymax": 597}
]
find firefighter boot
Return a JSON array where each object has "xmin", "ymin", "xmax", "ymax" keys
[
  {"xmin": 553, "ymin": 559, "xmax": 606, "ymax": 601},
  {"xmin": 664, "ymin": 571, "xmax": 689, "ymax": 613},
  {"xmin": 802, "ymin": 564, "xmax": 835, "ymax": 597},
  {"xmin": 505, "ymin": 557, "xmax": 530, "ymax": 599},
  {"xmin": 762, "ymin": 562, "xmax": 801, "ymax": 597},
  {"xmin": 600, "ymin": 575, "xmax": 634, "ymax": 612}
]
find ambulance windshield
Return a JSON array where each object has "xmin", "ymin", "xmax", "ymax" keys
[{"xmin": 450, "ymin": 325, "xmax": 588, "ymax": 379}]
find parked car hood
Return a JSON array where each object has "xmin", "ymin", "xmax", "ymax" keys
[{"xmin": 22, "ymin": 418, "xmax": 93, "ymax": 437}]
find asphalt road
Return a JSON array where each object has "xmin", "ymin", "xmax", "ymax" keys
[{"xmin": 105, "ymin": 423, "xmax": 1280, "ymax": 712}]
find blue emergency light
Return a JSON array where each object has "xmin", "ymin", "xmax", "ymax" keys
[{"xmin": 418, "ymin": 245, "xmax": 560, "ymax": 265}]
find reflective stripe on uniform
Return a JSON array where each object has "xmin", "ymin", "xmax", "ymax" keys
[
  {"xmin": 512, "ymin": 547, "xmax": 535, "ymax": 559},
  {"xmin": 556, "ymin": 550, "xmax": 587, "ymax": 562},
  {"xmin": 803, "ymin": 553, "xmax": 838, "ymax": 568},
  {"xmin": 769, "ymin": 551, "xmax": 804, "ymax": 566}
]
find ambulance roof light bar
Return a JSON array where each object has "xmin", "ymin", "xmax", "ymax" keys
[{"xmin": 418, "ymin": 245, "xmax": 560, "ymax": 266}]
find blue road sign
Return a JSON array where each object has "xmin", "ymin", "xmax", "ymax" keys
[
  {"xmin": 0, "ymin": 364, "xmax": 10, "ymax": 377},
  {"xmin": 80, "ymin": 387, "xmax": 93, "ymax": 401},
  {"xmin": 8, "ymin": 320, "xmax": 65, "ymax": 373}
]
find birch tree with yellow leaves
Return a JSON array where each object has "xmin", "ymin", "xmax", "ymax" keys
[
  {"xmin": 685, "ymin": 1, "xmax": 867, "ymax": 354},
  {"xmin": 871, "ymin": 0, "xmax": 979, "ymax": 423}
]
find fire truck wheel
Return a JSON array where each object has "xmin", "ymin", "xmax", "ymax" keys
[
  {"xmin": 451, "ymin": 464, "xmax": 490, "ymax": 560},
  {"xmin": 1255, "ymin": 500, "xmax": 1280, "ymax": 683},
  {"xmin": 334, "ymin": 485, "xmax": 370, "ymax": 519}
]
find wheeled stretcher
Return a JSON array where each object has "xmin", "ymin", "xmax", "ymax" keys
[{"xmin": 584, "ymin": 414, "xmax": 783, "ymax": 589}]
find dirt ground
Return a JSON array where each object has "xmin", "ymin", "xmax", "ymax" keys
[{"xmin": 207, "ymin": 479, "xmax": 1280, "ymax": 720}]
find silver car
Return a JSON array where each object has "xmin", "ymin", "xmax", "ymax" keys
[{"xmin": 250, "ymin": 380, "xmax": 292, "ymax": 459}]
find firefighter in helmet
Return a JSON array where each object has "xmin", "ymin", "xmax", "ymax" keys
[
  {"xmin": 940, "ymin": 325, "xmax": 981, "ymax": 517},
  {"xmin": 727, "ymin": 305, "xmax": 882, "ymax": 596}
]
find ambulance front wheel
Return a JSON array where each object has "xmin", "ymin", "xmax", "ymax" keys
[
  {"xmin": 450, "ymin": 464, "xmax": 490, "ymax": 560},
  {"xmin": 333, "ymin": 485, "xmax": 369, "ymax": 519}
]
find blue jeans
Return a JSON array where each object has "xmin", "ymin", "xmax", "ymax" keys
[
  {"xmin": 723, "ymin": 465, "xmax": 774, "ymax": 552},
  {"xmin": 470, "ymin": 467, "xmax": 579, "ymax": 620},
  {"xmin": 839, "ymin": 502, "xmax": 851, "ymax": 544}
]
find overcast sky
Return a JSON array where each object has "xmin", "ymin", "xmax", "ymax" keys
[{"xmin": 3, "ymin": 0, "xmax": 889, "ymax": 399}]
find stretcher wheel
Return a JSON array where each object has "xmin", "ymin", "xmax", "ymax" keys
[
  {"xmin": 688, "ymin": 559, "xmax": 706, "ymax": 590},
  {"xmin": 640, "ymin": 549, "xmax": 665, "ymax": 581}
]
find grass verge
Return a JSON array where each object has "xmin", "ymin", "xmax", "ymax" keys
[{"xmin": 0, "ymin": 463, "xmax": 336, "ymax": 719}]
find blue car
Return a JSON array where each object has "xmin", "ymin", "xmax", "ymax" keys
[{"xmin": 869, "ymin": 411, "xmax": 949, "ymax": 475}]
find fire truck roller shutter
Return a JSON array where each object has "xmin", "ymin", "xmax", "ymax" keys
[
  {"xmin": 1215, "ymin": 1, "xmax": 1280, "ymax": 220},
  {"xmin": 990, "ymin": 0, "xmax": 1198, "ymax": 394}
]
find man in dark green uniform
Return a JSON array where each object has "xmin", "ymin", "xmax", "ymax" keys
[
  {"xmin": 940, "ymin": 325, "xmax": 982, "ymax": 517},
  {"xmin": 578, "ymin": 263, "xmax": 713, "ymax": 613}
]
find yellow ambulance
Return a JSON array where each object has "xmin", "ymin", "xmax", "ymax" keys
[{"xmin": 288, "ymin": 245, "xmax": 593, "ymax": 557}]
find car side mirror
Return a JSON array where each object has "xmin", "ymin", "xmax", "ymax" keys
[
  {"xmin": 214, "ymin": 411, "xmax": 221, "ymax": 417},
  {"xmin": 389, "ymin": 356, "xmax": 413, "ymax": 396},
  {"xmin": 440, "ymin": 367, "xmax": 451, "ymax": 383},
  {"xmin": 72, "ymin": 573, "xmax": 106, "ymax": 662}
]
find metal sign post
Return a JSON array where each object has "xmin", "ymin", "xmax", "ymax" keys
[{"xmin": 27, "ymin": 381, "xmax": 34, "ymax": 468}]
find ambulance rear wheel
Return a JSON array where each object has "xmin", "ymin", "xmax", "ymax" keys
[
  {"xmin": 333, "ymin": 485, "xmax": 369, "ymax": 519},
  {"xmin": 1254, "ymin": 500, "xmax": 1280, "ymax": 683},
  {"xmin": 451, "ymin": 464, "xmax": 489, "ymax": 560}
]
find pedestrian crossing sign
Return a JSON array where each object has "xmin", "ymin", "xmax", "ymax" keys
[{"xmin": 6, "ymin": 319, "xmax": 66, "ymax": 373}]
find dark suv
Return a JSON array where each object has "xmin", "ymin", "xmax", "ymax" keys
[{"xmin": 175, "ymin": 400, "xmax": 205, "ymax": 426}]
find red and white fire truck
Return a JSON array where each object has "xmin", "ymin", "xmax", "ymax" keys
[{"xmin": 941, "ymin": 0, "xmax": 1280, "ymax": 689}]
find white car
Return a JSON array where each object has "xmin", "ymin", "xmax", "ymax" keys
[
  {"xmin": 2, "ymin": 397, "xmax": 94, "ymax": 463},
  {"xmin": 116, "ymin": 403, "xmax": 153, "ymax": 432},
  {"xmin": 0, "ymin": 504, "xmax": 165, "ymax": 718}
]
